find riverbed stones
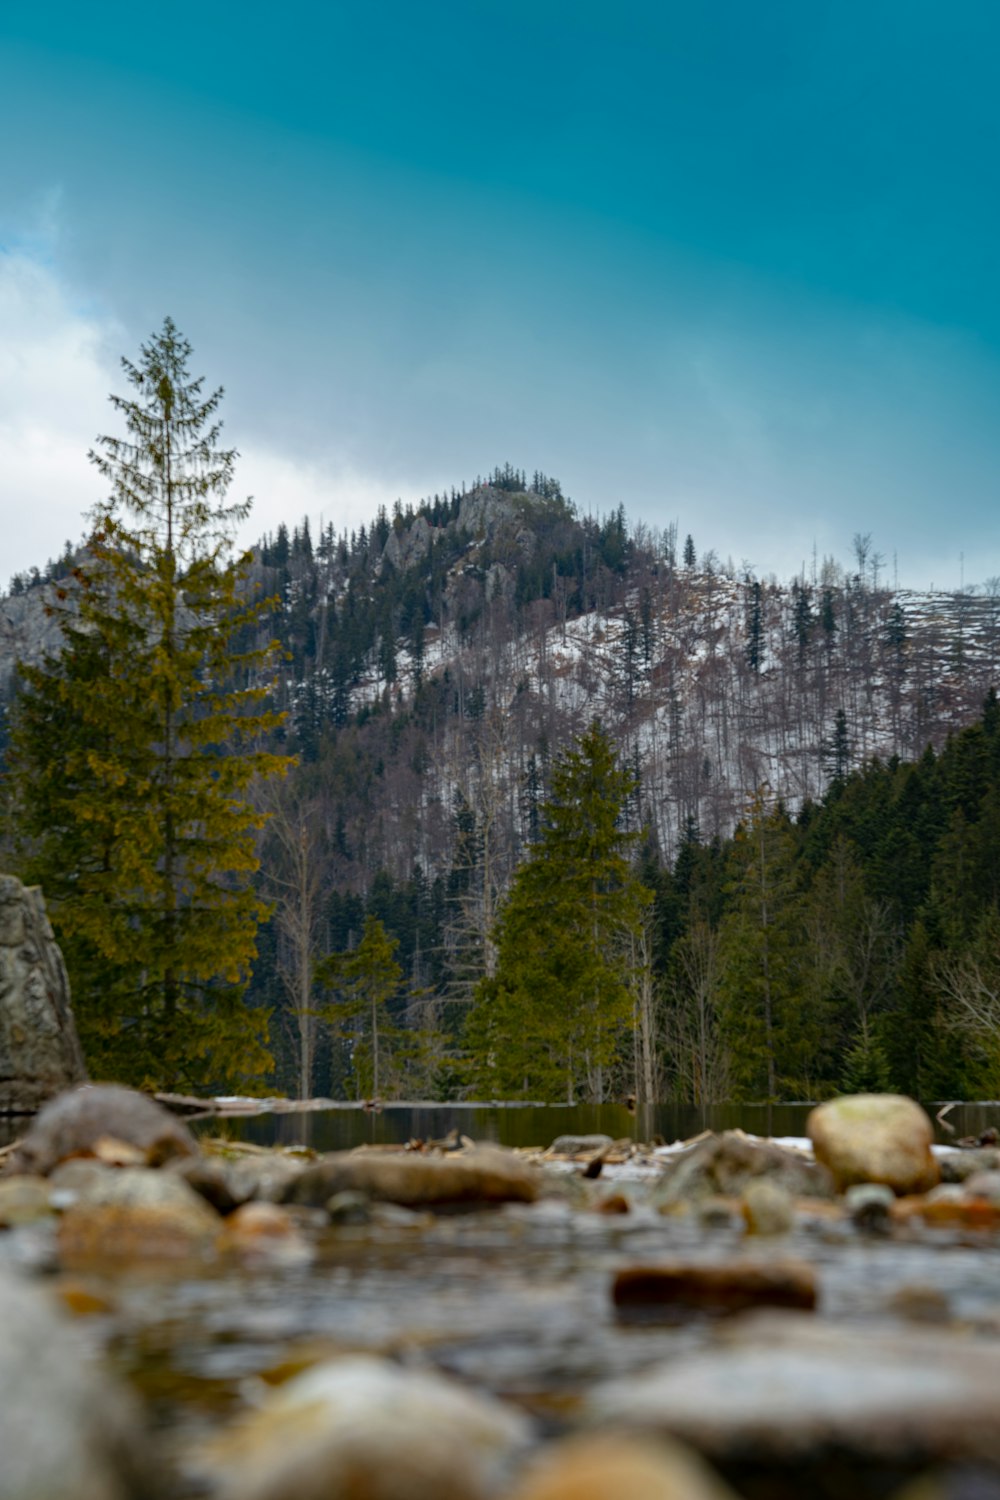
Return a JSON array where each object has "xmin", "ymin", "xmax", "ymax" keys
[
  {"xmin": 284, "ymin": 1145, "xmax": 540, "ymax": 1211},
  {"xmin": 651, "ymin": 1130, "xmax": 832, "ymax": 1208},
  {"xmin": 506, "ymin": 1435, "xmax": 739, "ymax": 1500},
  {"xmin": 588, "ymin": 1313, "xmax": 1000, "ymax": 1481},
  {"xmin": 0, "ymin": 875, "xmax": 87, "ymax": 1115},
  {"xmin": 612, "ymin": 1259, "xmax": 818, "ymax": 1316},
  {"xmin": 55, "ymin": 1166, "xmax": 221, "ymax": 1263},
  {"xmin": 0, "ymin": 1264, "xmax": 151, "ymax": 1499},
  {"xmin": 202, "ymin": 1354, "xmax": 532, "ymax": 1500},
  {"xmin": 7, "ymin": 1084, "xmax": 198, "ymax": 1176},
  {"xmin": 808, "ymin": 1093, "xmax": 939, "ymax": 1195}
]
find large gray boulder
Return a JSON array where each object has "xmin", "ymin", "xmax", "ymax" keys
[{"xmin": 0, "ymin": 875, "xmax": 87, "ymax": 1114}]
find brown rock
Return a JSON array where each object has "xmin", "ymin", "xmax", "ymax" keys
[
  {"xmin": 808, "ymin": 1093, "xmax": 939, "ymax": 1196},
  {"xmin": 284, "ymin": 1146, "xmax": 539, "ymax": 1211},
  {"xmin": 9, "ymin": 1084, "xmax": 198, "ymax": 1176},
  {"xmin": 612, "ymin": 1259, "xmax": 817, "ymax": 1316},
  {"xmin": 507, "ymin": 1435, "xmax": 739, "ymax": 1500},
  {"xmin": 56, "ymin": 1167, "xmax": 220, "ymax": 1264}
]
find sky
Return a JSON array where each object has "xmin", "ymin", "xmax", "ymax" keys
[{"xmin": 1, "ymin": 2, "xmax": 999, "ymax": 589}]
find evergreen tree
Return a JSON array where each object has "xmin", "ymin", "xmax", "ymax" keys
[
  {"xmin": 9, "ymin": 319, "xmax": 290, "ymax": 1090},
  {"xmin": 317, "ymin": 914, "xmax": 403, "ymax": 1098},
  {"xmin": 716, "ymin": 797, "xmax": 817, "ymax": 1099},
  {"xmin": 465, "ymin": 722, "xmax": 652, "ymax": 1101}
]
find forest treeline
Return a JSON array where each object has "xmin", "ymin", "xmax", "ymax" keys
[{"xmin": 4, "ymin": 324, "xmax": 1000, "ymax": 1105}]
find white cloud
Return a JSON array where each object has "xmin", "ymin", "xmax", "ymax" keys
[{"xmin": 0, "ymin": 247, "xmax": 434, "ymax": 581}]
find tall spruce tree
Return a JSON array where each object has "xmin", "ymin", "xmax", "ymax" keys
[
  {"xmin": 465, "ymin": 721, "xmax": 651, "ymax": 1102},
  {"xmin": 9, "ymin": 319, "xmax": 290, "ymax": 1090}
]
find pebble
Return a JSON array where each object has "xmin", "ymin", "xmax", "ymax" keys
[{"xmin": 741, "ymin": 1179, "xmax": 794, "ymax": 1235}]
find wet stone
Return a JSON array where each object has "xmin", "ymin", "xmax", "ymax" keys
[
  {"xmin": 548, "ymin": 1134, "xmax": 614, "ymax": 1157},
  {"xmin": 846, "ymin": 1183, "xmax": 896, "ymax": 1234},
  {"xmin": 55, "ymin": 1167, "xmax": 221, "ymax": 1264},
  {"xmin": 612, "ymin": 1259, "xmax": 818, "ymax": 1318},
  {"xmin": 285, "ymin": 1146, "xmax": 540, "ymax": 1211}
]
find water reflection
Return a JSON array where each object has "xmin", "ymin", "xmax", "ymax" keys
[{"xmin": 191, "ymin": 1099, "xmax": 1000, "ymax": 1153}]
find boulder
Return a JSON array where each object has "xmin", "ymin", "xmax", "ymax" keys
[
  {"xmin": 506, "ymin": 1435, "xmax": 739, "ymax": 1500},
  {"xmin": 8, "ymin": 1084, "xmax": 198, "ymax": 1176},
  {"xmin": 808, "ymin": 1094, "xmax": 939, "ymax": 1195},
  {"xmin": 199, "ymin": 1354, "xmax": 532, "ymax": 1500},
  {"xmin": 651, "ymin": 1131, "xmax": 832, "ymax": 1208},
  {"xmin": 0, "ymin": 1264, "xmax": 152, "ymax": 1498},
  {"xmin": 548, "ymin": 1134, "xmax": 613, "ymax": 1157},
  {"xmin": 284, "ymin": 1146, "xmax": 539, "ymax": 1211},
  {"xmin": 613, "ymin": 1260, "xmax": 817, "ymax": 1318},
  {"xmin": 0, "ymin": 875, "xmax": 87, "ymax": 1115}
]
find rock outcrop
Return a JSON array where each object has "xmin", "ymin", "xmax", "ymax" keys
[{"xmin": 0, "ymin": 876, "xmax": 87, "ymax": 1115}]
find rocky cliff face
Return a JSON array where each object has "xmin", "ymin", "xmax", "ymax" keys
[
  {"xmin": 0, "ymin": 875, "xmax": 87, "ymax": 1114},
  {"xmin": 0, "ymin": 585, "xmax": 64, "ymax": 690}
]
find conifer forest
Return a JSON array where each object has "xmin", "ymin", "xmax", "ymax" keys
[{"xmin": 4, "ymin": 323, "xmax": 1000, "ymax": 1107}]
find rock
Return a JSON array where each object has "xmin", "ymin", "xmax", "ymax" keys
[
  {"xmin": 612, "ymin": 1259, "xmax": 818, "ymax": 1317},
  {"xmin": 961, "ymin": 1170, "xmax": 1000, "ymax": 1204},
  {"xmin": 938, "ymin": 1147, "xmax": 1000, "ymax": 1183},
  {"xmin": 219, "ymin": 1201, "xmax": 305, "ymax": 1249},
  {"xmin": 651, "ymin": 1131, "xmax": 832, "ymax": 1208},
  {"xmin": 327, "ymin": 1189, "xmax": 372, "ymax": 1225},
  {"xmin": 56, "ymin": 1166, "xmax": 221, "ymax": 1263},
  {"xmin": 284, "ymin": 1146, "xmax": 539, "ymax": 1211},
  {"xmin": 0, "ymin": 875, "xmax": 87, "ymax": 1115},
  {"xmin": 226, "ymin": 1151, "xmax": 306, "ymax": 1203},
  {"xmin": 506, "ymin": 1434, "xmax": 739, "ymax": 1500},
  {"xmin": 200, "ymin": 1354, "xmax": 532, "ymax": 1500},
  {"xmin": 845, "ymin": 1182, "xmax": 896, "ymax": 1234},
  {"xmin": 588, "ymin": 1314, "xmax": 1000, "ymax": 1482},
  {"xmin": 741, "ymin": 1179, "xmax": 793, "ymax": 1235},
  {"xmin": 548, "ymin": 1134, "xmax": 613, "ymax": 1157},
  {"xmin": 0, "ymin": 1264, "xmax": 152, "ymax": 1498},
  {"xmin": 808, "ymin": 1093, "xmax": 939, "ymax": 1195},
  {"xmin": 893, "ymin": 1185, "xmax": 1000, "ymax": 1230},
  {"xmin": 8, "ymin": 1084, "xmax": 198, "ymax": 1175},
  {"xmin": 0, "ymin": 1173, "xmax": 53, "ymax": 1226}
]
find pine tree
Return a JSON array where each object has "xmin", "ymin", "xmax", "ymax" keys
[
  {"xmin": 9, "ymin": 319, "xmax": 290, "ymax": 1090},
  {"xmin": 317, "ymin": 914, "xmax": 403, "ymax": 1098},
  {"xmin": 465, "ymin": 722, "xmax": 652, "ymax": 1102},
  {"xmin": 716, "ymin": 797, "xmax": 817, "ymax": 1099}
]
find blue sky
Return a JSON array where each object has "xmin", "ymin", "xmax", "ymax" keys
[{"xmin": 1, "ymin": 2, "xmax": 999, "ymax": 586}]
